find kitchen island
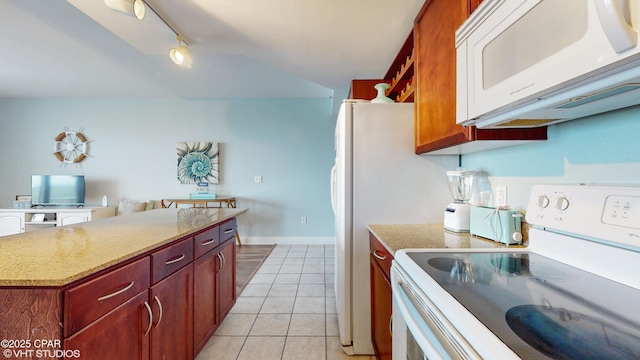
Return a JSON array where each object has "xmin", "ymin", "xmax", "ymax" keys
[{"xmin": 0, "ymin": 207, "xmax": 247, "ymax": 360}]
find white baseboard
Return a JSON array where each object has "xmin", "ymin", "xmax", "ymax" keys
[{"xmin": 238, "ymin": 236, "xmax": 335, "ymax": 245}]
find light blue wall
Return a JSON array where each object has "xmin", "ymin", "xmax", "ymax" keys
[
  {"xmin": 5, "ymin": 97, "xmax": 636, "ymax": 237},
  {"xmin": 461, "ymin": 105, "xmax": 640, "ymax": 210},
  {"xmin": 0, "ymin": 97, "xmax": 336, "ymax": 242}
]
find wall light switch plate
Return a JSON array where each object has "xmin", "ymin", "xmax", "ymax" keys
[{"xmin": 254, "ymin": 176, "xmax": 263, "ymax": 183}]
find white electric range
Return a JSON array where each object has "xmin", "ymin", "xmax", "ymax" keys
[{"xmin": 392, "ymin": 184, "xmax": 640, "ymax": 359}]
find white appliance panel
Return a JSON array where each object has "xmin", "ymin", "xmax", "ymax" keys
[
  {"xmin": 392, "ymin": 184, "xmax": 640, "ymax": 359},
  {"xmin": 457, "ymin": 0, "xmax": 640, "ymax": 128},
  {"xmin": 332, "ymin": 100, "xmax": 456, "ymax": 354},
  {"xmin": 333, "ymin": 100, "xmax": 353, "ymax": 348}
]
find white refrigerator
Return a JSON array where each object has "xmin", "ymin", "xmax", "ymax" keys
[{"xmin": 330, "ymin": 100, "xmax": 457, "ymax": 355}]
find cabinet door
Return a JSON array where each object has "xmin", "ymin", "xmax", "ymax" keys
[
  {"xmin": 414, "ymin": 0, "xmax": 470, "ymax": 153},
  {"xmin": 64, "ymin": 290, "xmax": 150, "ymax": 360},
  {"xmin": 0, "ymin": 212, "xmax": 25, "ymax": 236},
  {"xmin": 370, "ymin": 256, "xmax": 392, "ymax": 360},
  {"xmin": 217, "ymin": 239, "xmax": 236, "ymax": 320},
  {"xmin": 193, "ymin": 248, "xmax": 218, "ymax": 355},
  {"xmin": 57, "ymin": 212, "xmax": 91, "ymax": 227},
  {"xmin": 150, "ymin": 264, "xmax": 194, "ymax": 360}
]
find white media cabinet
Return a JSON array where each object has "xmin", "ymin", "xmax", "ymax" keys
[{"xmin": 0, "ymin": 207, "xmax": 115, "ymax": 236}]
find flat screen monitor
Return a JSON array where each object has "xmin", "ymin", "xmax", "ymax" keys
[{"xmin": 31, "ymin": 175, "xmax": 85, "ymax": 207}]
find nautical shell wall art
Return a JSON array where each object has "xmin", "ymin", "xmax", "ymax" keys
[{"xmin": 176, "ymin": 142, "xmax": 219, "ymax": 184}]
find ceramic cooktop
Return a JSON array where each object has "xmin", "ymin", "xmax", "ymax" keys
[{"xmin": 407, "ymin": 251, "xmax": 640, "ymax": 359}]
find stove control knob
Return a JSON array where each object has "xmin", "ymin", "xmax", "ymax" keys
[
  {"xmin": 537, "ymin": 195, "xmax": 550, "ymax": 208},
  {"xmin": 555, "ymin": 196, "xmax": 570, "ymax": 211}
]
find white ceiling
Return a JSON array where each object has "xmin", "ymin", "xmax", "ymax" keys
[{"xmin": 0, "ymin": 0, "xmax": 424, "ymax": 99}]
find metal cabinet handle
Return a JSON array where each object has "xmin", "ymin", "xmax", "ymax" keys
[
  {"xmin": 223, "ymin": 228, "xmax": 234, "ymax": 234},
  {"xmin": 97, "ymin": 281, "xmax": 134, "ymax": 302},
  {"xmin": 143, "ymin": 301, "xmax": 153, "ymax": 336},
  {"xmin": 154, "ymin": 296, "xmax": 163, "ymax": 328},
  {"xmin": 216, "ymin": 253, "xmax": 223, "ymax": 272},
  {"xmin": 220, "ymin": 252, "xmax": 226, "ymax": 270},
  {"xmin": 165, "ymin": 254, "xmax": 185, "ymax": 265},
  {"xmin": 389, "ymin": 315, "xmax": 393, "ymax": 337},
  {"xmin": 373, "ymin": 250, "xmax": 387, "ymax": 261},
  {"xmin": 201, "ymin": 238, "xmax": 215, "ymax": 246}
]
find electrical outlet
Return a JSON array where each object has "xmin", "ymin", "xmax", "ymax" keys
[
  {"xmin": 301, "ymin": 216, "xmax": 307, "ymax": 224},
  {"xmin": 254, "ymin": 175, "xmax": 262, "ymax": 183},
  {"xmin": 496, "ymin": 186, "xmax": 508, "ymax": 207}
]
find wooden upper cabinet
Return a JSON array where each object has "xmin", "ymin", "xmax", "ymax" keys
[
  {"xmin": 413, "ymin": 0, "xmax": 547, "ymax": 155},
  {"xmin": 350, "ymin": 33, "xmax": 415, "ymax": 103},
  {"xmin": 469, "ymin": 0, "xmax": 484, "ymax": 14},
  {"xmin": 350, "ymin": 80, "xmax": 385, "ymax": 101},
  {"xmin": 414, "ymin": 0, "xmax": 467, "ymax": 154},
  {"xmin": 383, "ymin": 32, "xmax": 415, "ymax": 103}
]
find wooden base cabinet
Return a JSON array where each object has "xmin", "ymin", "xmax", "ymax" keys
[
  {"xmin": 150, "ymin": 264, "xmax": 194, "ymax": 360},
  {"xmin": 193, "ymin": 247, "xmax": 219, "ymax": 354},
  {"xmin": 370, "ymin": 233, "xmax": 393, "ymax": 360},
  {"xmin": 217, "ymin": 239, "xmax": 236, "ymax": 320},
  {"xmin": 1, "ymin": 217, "xmax": 238, "ymax": 360},
  {"xmin": 193, "ymin": 220, "xmax": 237, "ymax": 355},
  {"xmin": 65, "ymin": 290, "xmax": 151, "ymax": 360}
]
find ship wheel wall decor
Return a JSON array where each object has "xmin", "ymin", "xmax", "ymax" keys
[{"xmin": 53, "ymin": 127, "xmax": 90, "ymax": 166}]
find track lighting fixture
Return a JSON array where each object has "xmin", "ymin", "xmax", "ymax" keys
[
  {"xmin": 169, "ymin": 35, "xmax": 193, "ymax": 68},
  {"xmin": 102, "ymin": 0, "xmax": 193, "ymax": 67},
  {"xmin": 104, "ymin": 0, "xmax": 146, "ymax": 20}
]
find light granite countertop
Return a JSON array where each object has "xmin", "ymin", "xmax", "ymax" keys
[
  {"xmin": 368, "ymin": 224, "xmax": 526, "ymax": 255},
  {"xmin": 0, "ymin": 207, "xmax": 247, "ymax": 287}
]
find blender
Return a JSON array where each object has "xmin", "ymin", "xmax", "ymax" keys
[{"xmin": 444, "ymin": 169, "xmax": 475, "ymax": 232}]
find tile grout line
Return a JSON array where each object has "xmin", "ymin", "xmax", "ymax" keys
[{"xmin": 202, "ymin": 244, "xmax": 353, "ymax": 360}]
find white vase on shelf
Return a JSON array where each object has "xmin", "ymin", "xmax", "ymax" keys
[{"xmin": 371, "ymin": 83, "xmax": 394, "ymax": 103}]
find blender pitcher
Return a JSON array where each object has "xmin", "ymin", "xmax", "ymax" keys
[{"xmin": 444, "ymin": 169, "xmax": 475, "ymax": 232}]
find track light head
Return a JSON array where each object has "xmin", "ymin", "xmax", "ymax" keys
[
  {"xmin": 104, "ymin": 0, "xmax": 146, "ymax": 20},
  {"xmin": 169, "ymin": 35, "xmax": 193, "ymax": 68}
]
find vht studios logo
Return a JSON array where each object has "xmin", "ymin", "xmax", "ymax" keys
[{"xmin": 4, "ymin": 349, "xmax": 81, "ymax": 358}]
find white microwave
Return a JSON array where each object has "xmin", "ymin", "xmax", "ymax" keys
[{"xmin": 456, "ymin": 0, "xmax": 640, "ymax": 128}]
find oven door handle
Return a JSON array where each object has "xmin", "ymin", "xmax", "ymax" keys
[
  {"xmin": 393, "ymin": 264, "xmax": 485, "ymax": 360},
  {"xmin": 392, "ymin": 272, "xmax": 457, "ymax": 360}
]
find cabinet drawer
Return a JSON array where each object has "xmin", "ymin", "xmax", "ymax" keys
[
  {"xmin": 64, "ymin": 257, "xmax": 150, "ymax": 337},
  {"xmin": 152, "ymin": 238, "xmax": 194, "ymax": 284},
  {"xmin": 220, "ymin": 218, "xmax": 237, "ymax": 243},
  {"xmin": 369, "ymin": 233, "xmax": 393, "ymax": 280},
  {"xmin": 194, "ymin": 226, "xmax": 220, "ymax": 259}
]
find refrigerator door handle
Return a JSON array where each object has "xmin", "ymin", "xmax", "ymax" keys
[{"xmin": 330, "ymin": 164, "xmax": 337, "ymax": 216}]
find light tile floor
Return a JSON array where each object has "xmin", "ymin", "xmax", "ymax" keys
[{"xmin": 196, "ymin": 244, "xmax": 375, "ymax": 360}]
